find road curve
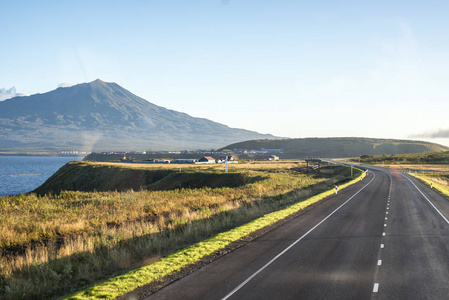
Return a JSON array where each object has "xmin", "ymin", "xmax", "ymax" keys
[{"xmin": 142, "ymin": 168, "xmax": 449, "ymax": 300}]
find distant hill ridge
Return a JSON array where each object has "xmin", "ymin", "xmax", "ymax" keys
[
  {"xmin": 0, "ymin": 79, "xmax": 279, "ymax": 153},
  {"xmin": 221, "ymin": 137, "xmax": 449, "ymax": 158}
]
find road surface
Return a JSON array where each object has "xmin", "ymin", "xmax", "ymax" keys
[{"xmin": 144, "ymin": 168, "xmax": 449, "ymax": 299}]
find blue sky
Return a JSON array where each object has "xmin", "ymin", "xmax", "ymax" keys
[{"xmin": 1, "ymin": 0, "xmax": 449, "ymax": 146}]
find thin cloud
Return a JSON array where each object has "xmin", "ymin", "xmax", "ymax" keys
[
  {"xmin": 58, "ymin": 83, "xmax": 73, "ymax": 88},
  {"xmin": 81, "ymin": 131, "xmax": 103, "ymax": 153},
  {"xmin": 0, "ymin": 87, "xmax": 27, "ymax": 101},
  {"xmin": 410, "ymin": 128, "xmax": 449, "ymax": 138}
]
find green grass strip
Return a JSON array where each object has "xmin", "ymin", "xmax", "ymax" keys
[
  {"xmin": 413, "ymin": 174, "xmax": 449, "ymax": 198},
  {"xmin": 66, "ymin": 174, "xmax": 363, "ymax": 300}
]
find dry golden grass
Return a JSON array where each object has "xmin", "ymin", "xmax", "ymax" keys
[{"xmin": 414, "ymin": 174, "xmax": 449, "ymax": 198}]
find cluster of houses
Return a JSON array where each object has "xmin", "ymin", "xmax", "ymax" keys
[
  {"xmin": 232, "ymin": 148, "xmax": 284, "ymax": 154},
  {"xmin": 95, "ymin": 148, "xmax": 285, "ymax": 164},
  {"xmin": 100, "ymin": 149, "xmax": 226, "ymax": 156},
  {"xmin": 149, "ymin": 156, "xmax": 238, "ymax": 164},
  {"xmin": 120, "ymin": 154, "xmax": 279, "ymax": 164},
  {"xmin": 60, "ymin": 150, "xmax": 89, "ymax": 155},
  {"xmin": 97, "ymin": 148, "xmax": 284, "ymax": 156}
]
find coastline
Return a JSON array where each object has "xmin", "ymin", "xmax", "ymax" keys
[{"xmin": 0, "ymin": 156, "xmax": 81, "ymax": 197}]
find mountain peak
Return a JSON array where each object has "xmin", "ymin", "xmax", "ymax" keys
[
  {"xmin": 86, "ymin": 79, "xmax": 109, "ymax": 88},
  {"xmin": 91, "ymin": 79, "xmax": 105, "ymax": 84}
]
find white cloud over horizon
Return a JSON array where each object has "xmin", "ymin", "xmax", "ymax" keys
[{"xmin": 410, "ymin": 128, "xmax": 449, "ymax": 139}]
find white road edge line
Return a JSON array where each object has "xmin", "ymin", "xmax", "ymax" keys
[
  {"xmin": 403, "ymin": 175, "xmax": 449, "ymax": 225},
  {"xmin": 220, "ymin": 173, "xmax": 377, "ymax": 300},
  {"xmin": 373, "ymin": 283, "xmax": 379, "ymax": 292}
]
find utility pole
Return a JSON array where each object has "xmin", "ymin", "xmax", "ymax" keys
[{"xmin": 225, "ymin": 155, "xmax": 228, "ymax": 173}]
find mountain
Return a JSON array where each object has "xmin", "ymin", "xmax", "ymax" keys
[
  {"xmin": 221, "ymin": 137, "xmax": 449, "ymax": 158},
  {"xmin": 0, "ymin": 79, "xmax": 279, "ymax": 153}
]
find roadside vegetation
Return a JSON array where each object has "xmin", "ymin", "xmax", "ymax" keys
[
  {"xmin": 356, "ymin": 151, "xmax": 449, "ymax": 165},
  {"xmin": 0, "ymin": 161, "xmax": 359, "ymax": 299},
  {"xmin": 414, "ymin": 174, "xmax": 449, "ymax": 198}
]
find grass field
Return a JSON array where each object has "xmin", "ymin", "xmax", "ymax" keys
[
  {"xmin": 355, "ymin": 151, "xmax": 449, "ymax": 165},
  {"xmin": 344, "ymin": 151, "xmax": 449, "ymax": 173},
  {"xmin": 380, "ymin": 164, "xmax": 449, "ymax": 172},
  {"xmin": 413, "ymin": 173, "xmax": 449, "ymax": 198},
  {"xmin": 0, "ymin": 161, "xmax": 358, "ymax": 299}
]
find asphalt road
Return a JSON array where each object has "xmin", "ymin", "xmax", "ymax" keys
[{"xmin": 144, "ymin": 168, "xmax": 449, "ymax": 300}]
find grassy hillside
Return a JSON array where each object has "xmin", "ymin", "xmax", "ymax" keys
[
  {"xmin": 222, "ymin": 137, "xmax": 449, "ymax": 158},
  {"xmin": 357, "ymin": 151, "xmax": 449, "ymax": 165},
  {"xmin": 34, "ymin": 161, "xmax": 249, "ymax": 195},
  {"xmin": 1, "ymin": 161, "xmax": 359, "ymax": 299}
]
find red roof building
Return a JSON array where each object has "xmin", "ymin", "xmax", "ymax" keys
[{"xmin": 198, "ymin": 156, "xmax": 215, "ymax": 163}]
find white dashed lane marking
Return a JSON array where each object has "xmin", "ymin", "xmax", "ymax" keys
[{"xmin": 374, "ymin": 173, "xmax": 392, "ymax": 295}]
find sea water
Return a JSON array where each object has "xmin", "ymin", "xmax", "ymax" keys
[{"xmin": 0, "ymin": 156, "xmax": 81, "ymax": 196}]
